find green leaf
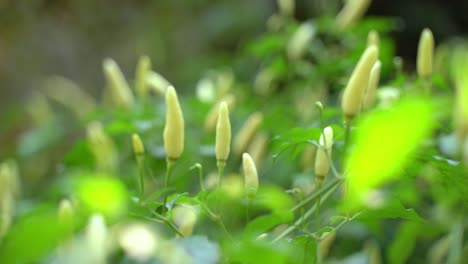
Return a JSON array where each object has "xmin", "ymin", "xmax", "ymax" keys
[
  {"xmin": 358, "ymin": 198, "xmax": 424, "ymax": 222},
  {"xmin": 387, "ymin": 221, "xmax": 423, "ymax": 264},
  {"xmin": 243, "ymin": 211, "xmax": 293, "ymax": 239},
  {"xmin": 224, "ymin": 239, "xmax": 299, "ymax": 264},
  {"xmin": 63, "ymin": 139, "xmax": 94, "ymax": 169},
  {"xmin": 345, "ymin": 99, "xmax": 434, "ymax": 209},
  {"xmin": 73, "ymin": 174, "xmax": 129, "ymax": 219},
  {"xmin": 166, "ymin": 192, "xmax": 190, "ymax": 210},
  {"xmin": 245, "ymin": 33, "xmax": 285, "ymax": 58},
  {"xmin": 256, "ymin": 185, "xmax": 294, "ymax": 213},
  {"xmin": 272, "ymin": 128, "xmax": 321, "ymax": 160},
  {"xmin": 105, "ymin": 118, "xmax": 137, "ymax": 134},
  {"xmin": 0, "ymin": 207, "xmax": 68, "ymax": 264},
  {"xmin": 290, "ymin": 235, "xmax": 317, "ymax": 264}
]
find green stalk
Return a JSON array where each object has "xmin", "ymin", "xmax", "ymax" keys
[
  {"xmin": 197, "ymin": 199, "xmax": 233, "ymax": 240},
  {"xmin": 149, "ymin": 211, "xmax": 184, "ymax": 237},
  {"xmin": 190, "ymin": 163, "xmax": 205, "ymax": 192},
  {"xmin": 423, "ymin": 76, "xmax": 432, "ymax": 96},
  {"xmin": 163, "ymin": 158, "xmax": 176, "ymax": 209},
  {"xmin": 216, "ymin": 160, "xmax": 226, "ymax": 212},
  {"xmin": 315, "ymin": 183, "xmax": 322, "ymax": 229},
  {"xmin": 246, "ymin": 199, "xmax": 252, "ymax": 224},
  {"xmin": 291, "ymin": 178, "xmax": 342, "ymax": 212},
  {"xmin": 216, "ymin": 160, "xmax": 225, "ymax": 190},
  {"xmin": 136, "ymin": 155, "xmax": 145, "ymax": 199},
  {"xmin": 273, "ymin": 183, "xmax": 339, "ymax": 243}
]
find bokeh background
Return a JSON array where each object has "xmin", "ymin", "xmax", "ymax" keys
[{"xmin": 1, "ymin": 0, "xmax": 467, "ymax": 106}]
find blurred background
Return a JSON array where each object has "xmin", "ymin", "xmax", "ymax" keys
[{"xmin": 1, "ymin": 0, "xmax": 467, "ymax": 107}]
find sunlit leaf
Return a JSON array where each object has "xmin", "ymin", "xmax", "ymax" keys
[
  {"xmin": 345, "ymin": 99, "xmax": 434, "ymax": 209},
  {"xmin": 73, "ymin": 174, "xmax": 129, "ymax": 219}
]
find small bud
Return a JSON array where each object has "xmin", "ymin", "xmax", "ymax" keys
[
  {"xmin": 118, "ymin": 223, "xmax": 158, "ymax": 262},
  {"xmin": 173, "ymin": 205, "xmax": 198, "ymax": 237},
  {"xmin": 301, "ymin": 144, "xmax": 317, "ymax": 172},
  {"xmin": 367, "ymin": 30, "xmax": 380, "ymax": 50},
  {"xmin": 362, "ymin": 60, "xmax": 382, "ymax": 111},
  {"xmin": 146, "ymin": 70, "xmax": 172, "ymax": 95},
  {"xmin": 86, "ymin": 214, "xmax": 108, "ymax": 264},
  {"xmin": 196, "ymin": 77, "xmax": 215, "ymax": 103},
  {"xmin": 315, "ymin": 101, "xmax": 323, "ymax": 111},
  {"xmin": 243, "ymin": 153, "xmax": 259, "ymax": 200},
  {"xmin": 27, "ymin": 92, "xmax": 53, "ymax": 126},
  {"xmin": 292, "ymin": 176, "xmax": 315, "ymax": 195},
  {"xmin": 87, "ymin": 121, "xmax": 118, "ymax": 172},
  {"xmin": 377, "ymin": 87, "xmax": 400, "ymax": 109},
  {"xmin": 278, "ymin": 0, "xmax": 295, "ymax": 17},
  {"xmin": 164, "ymin": 86, "xmax": 185, "ymax": 160},
  {"xmin": 336, "ymin": 0, "xmax": 372, "ymax": 30},
  {"xmin": 135, "ymin": 56, "xmax": 151, "ymax": 98},
  {"xmin": 247, "ymin": 132, "xmax": 269, "ymax": 169},
  {"xmin": 0, "ymin": 160, "xmax": 20, "ymax": 198},
  {"xmin": 319, "ymin": 232, "xmax": 336, "ymax": 260},
  {"xmin": 254, "ymin": 68, "xmax": 276, "ymax": 96},
  {"xmin": 42, "ymin": 76, "xmax": 96, "ymax": 119},
  {"xmin": 393, "ymin": 57, "xmax": 404, "ymax": 74},
  {"xmin": 204, "ymin": 94, "xmax": 236, "ymax": 132},
  {"xmin": 463, "ymin": 137, "xmax": 468, "ymax": 164},
  {"xmin": 454, "ymin": 86, "xmax": 468, "ymax": 145},
  {"xmin": 215, "ymin": 102, "xmax": 231, "ymax": 162},
  {"xmin": 103, "ymin": 58, "xmax": 135, "ymax": 108},
  {"xmin": 234, "ymin": 112, "xmax": 264, "ymax": 155},
  {"xmin": 427, "ymin": 235, "xmax": 449, "ymax": 264},
  {"xmin": 314, "ymin": 126, "xmax": 334, "ymax": 187},
  {"xmin": 58, "ymin": 199, "xmax": 74, "ymax": 236},
  {"xmin": 287, "ymin": 22, "xmax": 316, "ymax": 60},
  {"xmin": 215, "ymin": 69, "xmax": 234, "ymax": 100},
  {"xmin": 132, "ymin": 133, "xmax": 145, "ymax": 156},
  {"xmin": 417, "ymin": 28, "xmax": 434, "ymax": 78},
  {"xmin": 0, "ymin": 192, "xmax": 14, "ymax": 238},
  {"xmin": 341, "ymin": 46, "xmax": 378, "ymax": 123},
  {"xmin": 58, "ymin": 199, "xmax": 74, "ymax": 223}
]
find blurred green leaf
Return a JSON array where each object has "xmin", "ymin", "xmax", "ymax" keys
[
  {"xmin": 291, "ymin": 235, "xmax": 317, "ymax": 264},
  {"xmin": 345, "ymin": 99, "xmax": 434, "ymax": 209},
  {"xmin": 225, "ymin": 239, "xmax": 298, "ymax": 264},
  {"xmin": 73, "ymin": 174, "xmax": 129, "ymax": 219},
  {"xmin": 17, "ymin": 119, "xmax": 66, "ymax": 157},
  {"xmin": 63, "ymin": 139, "xmax": 94, "ymax": 169},
  {"xmin": 245, "ymin": 33, "xmax": 285, "ymax": 58},
  {"xmin": 0, "ymin": 207, "xmax": 67, "ymax": 264},
  {"xmin": 387, "ymin": 221, "xmax": 423, "ymax": 264},
  {"xmin": 256, "ymin": 185, "xmax": 294, "ymax": 213}
]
